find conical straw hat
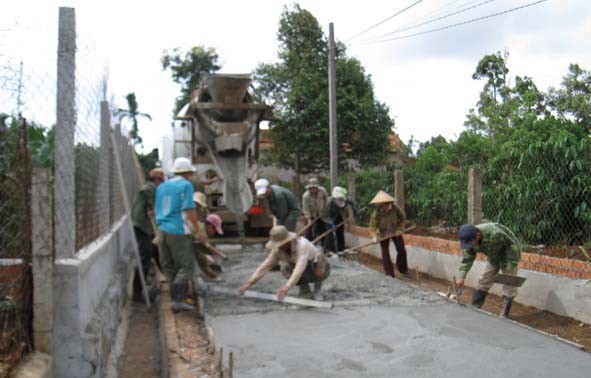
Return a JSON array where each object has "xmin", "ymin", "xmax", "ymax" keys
[{"xmin": 370, "ymin": 190, "xmax": 395, "ymax": 204}]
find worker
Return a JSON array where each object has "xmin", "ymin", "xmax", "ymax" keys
[
  {"xmin": 192, "ymin": 191, "xmax": 223, "ymax": 280},
  {"xmin": 368, "ymin": 190, "xmax": 408, "ymax": 277},
  {"xmin": 455, "ymin": 223, "xmax": 522, "ymax": 318},
  {"xmin": 323, "ymin": 186, "xmax": 356, "ymax": 253},
  {"xmin": 193, "ymin": 191, "xmax": 209, "ymax": 221},
  {"xmin": 301, "ymin": 177, "xmax": 328, "ymax": 241},
  {"xmin": 239, "ymin": 225, "xmax": 330, "ymax": 300},
  {"xmin": 130, "ymin": 168, "xmax": 165, "ymax": 302},
  {"xmin": 254, "ymin": 178, "xmax": 301, "ymax": 232},
  {"xmin": 155, "ymin": 157, "xmax": 204, "ymax": 312}
]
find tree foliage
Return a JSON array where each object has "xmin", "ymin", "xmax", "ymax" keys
[
  {"xmin": 254, "ymin": 4, "xmax": 393, "ymax": 174},
  {"xmin": 115, "ymin": 92, "xmax": 151, "ymax": 145},
  {"xmin": 410, "ymin": 52, "xmax": 591, "ymax": 246},
  {"xmin": 161, "ymin": 46, "xmax": 221, "ymax": 115}
]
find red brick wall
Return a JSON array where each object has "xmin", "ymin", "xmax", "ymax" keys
[{"xmin": 349, "ymin": 226, "xmax": 591, "ymax": 280}]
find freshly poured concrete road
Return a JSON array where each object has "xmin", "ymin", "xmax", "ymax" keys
[{"xmin": 199, "ymin": 244, "xmax": 591, "ymax": 378}]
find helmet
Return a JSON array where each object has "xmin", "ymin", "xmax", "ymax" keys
[
  {"xmin": 171, "ymin": 157, "xmax": 195, "ymax": 174},
  {"xmin": 331, "ymin": 186, "xmax": 347, "ymax": 199},
  {"xmin": 255, "ymin": 178, "xmax": 270, "ymax": 197}
]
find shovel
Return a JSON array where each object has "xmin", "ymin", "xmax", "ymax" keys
[{"xmin": 493, "ymin": 273, "xmax": 527, "ymax": 287}]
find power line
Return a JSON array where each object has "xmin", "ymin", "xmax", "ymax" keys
[
  {"xmin": 397, "ymin": 0, "xmax": 475, "ymax": 29},
  {"xmin": 364, "ymin": 0, "xmax": 497, "ymax": 42},
  {"xmin": 346, "ymin": 0, "xmax": 425, "ymax": 42},
  {"xmin": 363, "ymin": 0, "xmax": 549, "ymax": 45}
]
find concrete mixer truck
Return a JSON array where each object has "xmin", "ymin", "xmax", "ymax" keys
[{"xmin": 170, "ymin": 74, "xmax": 274, "ymax": 236}]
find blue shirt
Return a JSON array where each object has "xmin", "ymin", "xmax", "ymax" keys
[{"xmin": 155, "ymin": 176, "xmax": 195, "ymax": 234}]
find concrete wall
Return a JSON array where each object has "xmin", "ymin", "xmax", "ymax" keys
[
  {"xmin": 346, "ymin": 230, "xmax": 591, "ymax": 324},
  {"xmin": 53, "ymin": 217, "xmax": 134, "ymax": 378}
]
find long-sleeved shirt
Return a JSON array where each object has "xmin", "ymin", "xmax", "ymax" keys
[
  {"xmin": 268, "ymin": 185, "xmax": 301, "ymax": 226},
  {"xmin": 459, "ymin": 223, "xmax": 521, "ymax": 278},
  {"xmin": 302, "ymin": 187, "xmax": 328, "ymax": 219},
  {"xmin": 247, "ymin": 237, "xmax": 320, "ymax": 289},
  {"xmin": 369, "ymin": 204, "xmax": 406, "ymax": 239},
  {"xmin": 131, "ymin": 181, "xmax": 157, "ymax": 236},
  {"xmin": 323, "ymin": 197, "xmax": 356, "ymax": 225}
]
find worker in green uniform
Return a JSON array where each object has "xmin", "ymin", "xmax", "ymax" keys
[
  {"xmin": 255, "ymin": 178, "xmax": 301, "ymax": 232},
  {"xmin": 455, "ymin": 223, "xmax": 522, "ymax": 318}
]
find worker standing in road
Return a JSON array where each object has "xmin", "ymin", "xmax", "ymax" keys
[
  {"xmin": 301, "ymin": 177, "xmax": 328, "ymax": 241},
  {"xmin": 255, "ymin": 178, "xmax": 301, "ymax": 232},
  {"xmin": 455, "ymin": 223, "xmax": 522, "ymax": 318},
  {"xmin": 239, "ymin": 226, "xmax": 330, "ymax": 300},
  {"xmin": 369, "ymin": 190, "xmax": 408, "ymax": 277},
  {"xmin": 323, "ymin": 186, "xmax": 356, "ymax": 253},
  {"xmin": 131, "ymin": 168, "xmax": 166, "ymax": 302},
  {"xmin": 155, "ymin": 157, "xmax": 204, "ymax": 312}
]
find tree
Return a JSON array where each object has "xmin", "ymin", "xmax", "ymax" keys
[
  {"xmin": 115, "ymin": 93, "xmax": 151, "ymax": 145},
  {"xmin": 255, "ymin": 4, "xmax": 393, "ymax": 174},
  {"xmin": 465, "ymin": 51, "xmax": 511, "ymax": 137},
  {"xmin": 548, "ymin": 63, "xmax": 591, "ymax": 133},
  {"xmin": 161, "ymin": 46, "xmax": 221, "ymax": 114}
]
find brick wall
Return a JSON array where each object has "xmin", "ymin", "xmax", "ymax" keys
[{"xmin": 349, "ymin": 226, "xmax": 591, "ymax": 280}]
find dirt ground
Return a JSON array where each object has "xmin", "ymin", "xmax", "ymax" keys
[
  {"xmin": 354, "ymin": 252, "xmax": 591, "ymax": 352},
  {"xmin": 118, "ymin": 301, "xmax": 162, "ymax": 378}
]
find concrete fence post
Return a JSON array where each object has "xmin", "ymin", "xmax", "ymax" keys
[
  {"xmin": 32, "ymin": 168, "xmax": 53, "ymax": 354},
  {"xmin": 346, "ymin": 174, "xmax": 356, "ymax": 226},
  {"xmin": 468, "ymin": 168, "xmax": 483, "ymax": 225},
  {"xmin": 394, "ymin": 169, "xmax": 405, "ymax": 212},
  {"xmin": 98, "ymin": 101, "xmax": 111, "ymax": 234},
  {"xmin": 54, "ymin": 7, "xmax": 76, "ymax": 258}
]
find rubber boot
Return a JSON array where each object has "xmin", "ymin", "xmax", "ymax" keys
[
  {"xmin": 500, "ymin": 296, "xmax": 513, "ymax": 318},
  {"xmin": 171, "ymin": 283, "xmax": 195, "ymax": 312},
  {"xmin": 298, "ymin": 284, "xmax": 312, "ymax": 299},
  {"xmin": 312, "ymin": 282, "xmax": 323, "ymax": 301},
  {"xmin": 471, "ymin": 289, "xmax": 488, "ymax": 308}
]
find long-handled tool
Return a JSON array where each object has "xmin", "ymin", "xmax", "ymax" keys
[
  {"xmin": 311, "ymin": 219, "xmax": 347, "ymax": 244},
  {"xmin": 296, "ymin": 216, "xmax": 320, "ymax": 237},
  {"xmin": 339, "ymin": 225, "xmax": 417, "ymax": 257},
  {"xmin": 207, "ymin": 285, "xmax": 334, "ymax": 309}
]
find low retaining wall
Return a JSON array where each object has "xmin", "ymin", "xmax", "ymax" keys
[
  {"xmin": 53, "ymin": 217, "xmax": 135, "ymax": 378},
  {"xmin": 347, "ymin": 226, "xmax": 591, "ymax": 324}
]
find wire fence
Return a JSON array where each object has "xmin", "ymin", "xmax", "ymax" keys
[{"xmin": 0, "ymin": 10, "xmax": 142, "ymax": 374}]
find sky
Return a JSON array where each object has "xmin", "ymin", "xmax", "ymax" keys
[{"xmin": 2, "ymin": 0, "xmax": 591, "ymax": 155}]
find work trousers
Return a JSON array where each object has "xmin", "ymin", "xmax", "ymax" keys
[
  {"xmin": 158, "ymin": 232, "xmax": 195, "ymax": 285},
  {"xmin": 379, "ymin": 235, "xmax": 408, "ymax": 277},
  {"xmin": 280, "ymin": 255, "xmax": 331, "ymax": 285},
  {"xmin": 305, "ymin": 218, "xmax": 327, "ymax": 244},
  {"xmin": 133, "ymin": 228, "xmax": 156, "ymax": 295},
  {"xmin": 325, "ymin": 215, "xmax": 345, "ymax": 252},
  {"xmin": 477, "ymin": 262, "xmax": 518, "ymax": 298}
]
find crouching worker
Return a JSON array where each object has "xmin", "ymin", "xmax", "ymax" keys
[
  {"xmin": 455, "ymin": 223, "xmax": 521, "ymax": 318},
  {"xmin": 193, "ymin": 213, "xmax": 224, "ymax": 280},
  {"xmin": 239, "ymin": 226, "xmax": 330, "ymax": 301}
]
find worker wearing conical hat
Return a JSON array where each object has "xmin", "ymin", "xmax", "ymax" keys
[{"xmin": 369, "ymin": 190, "xmax": 408, "ymax": 277}]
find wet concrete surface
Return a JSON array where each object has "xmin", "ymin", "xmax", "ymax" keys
[{"xmin": 199, "ymin": 244, "xmax": 591, "ymax": 378}]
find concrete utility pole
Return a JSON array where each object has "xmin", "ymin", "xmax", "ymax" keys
[{"xmin": 328, "ymin": 22, "xmax": 338, "ymax": 190}]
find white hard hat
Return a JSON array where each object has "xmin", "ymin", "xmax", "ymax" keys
[
  {"xmin": 171, "ymin": 157, "xmax": 195, "ymax": 174},
  {"xmin": 331, "ymin": 186, "xmax": 347, "ymax": 199},
  {"xmin": 255, "ymin": 178, "xmax": 270, "ymax": 197}
]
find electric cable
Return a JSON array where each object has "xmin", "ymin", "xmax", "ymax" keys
[
  {"xmin": 363, "ymin": 0, "xmax": 497, "ymax": 42},
  {"xmin": 361, "ymin": 0, "xmax": 549, "ymax": 45},
  {"xmin": 346, "ymin": 0, "xmax": 425, "ymax": 42}
]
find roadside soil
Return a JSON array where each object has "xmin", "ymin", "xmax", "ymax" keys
[
  {"xmin": 353, "ymin": 252, "xmax": 591, "ymax": 352},
  {"xmin": 118, "ymin": 301, "xmax": 161, "ymax": 378},
  {"xmin": 174, "ymin": 295, "xmax": 217, "ymax": 377}
]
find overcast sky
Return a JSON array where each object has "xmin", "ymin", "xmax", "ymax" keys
[{"xmin": 3, "ymin": 0, "xmax": 590, "ymax": 154}]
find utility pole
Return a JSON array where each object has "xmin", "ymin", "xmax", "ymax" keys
[{"xmin": 328, "ymin": 22, "xmax": 338, "ymax": 190}]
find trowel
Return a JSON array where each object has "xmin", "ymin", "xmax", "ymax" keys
[{"xmin": 493, "ymin": 273, "xmax": 527, "ymax": 287}]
